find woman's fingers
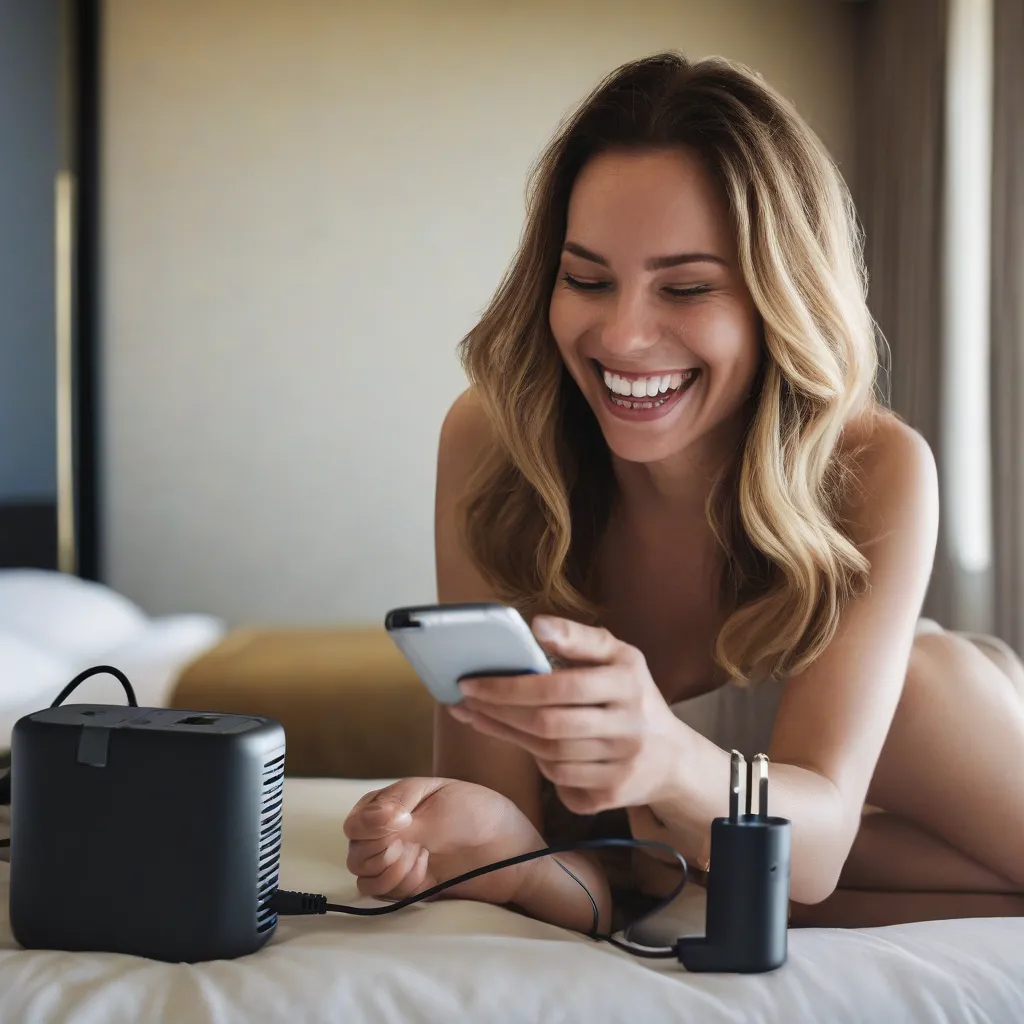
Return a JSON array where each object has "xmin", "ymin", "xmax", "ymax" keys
[
  {"xmin": 344, "ymin": 801, "xmax": 409, "ymax": 841},
  {"xmin": 450, "ymin": 706, "xmax": 635, "ymax": 760},
  {"xmin": 459, "ymin": 665, "xmax": 623, "ymax": 706},
  {"xmin": 383, "ymin": 848, "xmax": 432, "ymax": 901},
  {"xmin": 343, "ymin": 777, "xmax": 446, "ymax": 840},
  {"xmin": 344, "ymin": 788, "xmax": 383, "ymax": 821},
  {"xmin": 532, "ymin": 616, "xmax": 633, "ymax": 665},
  {"xmin": 453, "ymin": 701, "xmax": 628, "ymax": 740},
  {"xmin": 346, "ymin": 835, "xmax": 403, "ymax": 877},
  {"xmin": 355, "ymin": 842, "xmax": 429, "ymax": 900}
]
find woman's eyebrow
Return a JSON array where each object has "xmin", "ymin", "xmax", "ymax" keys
[{"xmin": 562, "ymin": 241, "xmax": 727, "ymax": 270}]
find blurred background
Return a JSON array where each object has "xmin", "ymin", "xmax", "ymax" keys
[{"xmin": 1, "ymin": 0, "xmax": 1021, "ymax": 656}]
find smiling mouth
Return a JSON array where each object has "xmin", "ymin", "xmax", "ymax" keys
[{"xmin": 593, "ymin": 360, "xmax": 701, "ymax": 409}]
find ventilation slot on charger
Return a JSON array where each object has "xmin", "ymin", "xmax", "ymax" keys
[{"xmin": 256, "ymin": 752, "xmax": 286, "ymax": 933}]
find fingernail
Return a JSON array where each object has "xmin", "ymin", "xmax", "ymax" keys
[
  {"xmin": 449, "ymin": 705, "xmax": 472, "ymax": 721},
  {"xmin": 459, "ymin": 680, "xmax": 479, "ymax": 697},
  {"xmin": 368, "ymin": 802, "xmax": 410, "ymax": 827}
]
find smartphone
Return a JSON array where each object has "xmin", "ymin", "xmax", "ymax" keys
[{"xmin": 384, "ymin": 602, "xmax": 552, "ymax": 705}]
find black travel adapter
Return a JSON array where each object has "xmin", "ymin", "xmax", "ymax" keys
[
  {"xmin": 674, "ymin": 752, "xmax": 791, "ymax": 973},
  {"xmin": 8, "ymin": 700, "xmax": 286, "ymax": 962}
]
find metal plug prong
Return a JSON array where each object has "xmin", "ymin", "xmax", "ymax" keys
[
  {"xmin": 729, "ymin": 749, "xmax": 746, "ymax": 822},
  {"xmin": 751, "ymin": 753, "xmax": 769, "ymax": 819}
]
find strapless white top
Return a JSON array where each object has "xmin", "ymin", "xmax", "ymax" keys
[{"xmin": 670, "ymin": 678, "xmax": 782, "ymax": 760}]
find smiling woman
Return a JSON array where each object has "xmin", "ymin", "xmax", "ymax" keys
[
  {"xmin": 549, "ymin": 147, "xmax": 761, "ymax": 467},
  {"xmin": 342, "ymin": 51, "xmax": 1024, "ymax": 937},
  {"xmin": 458, "ymin": 55, "xmax": 874, "ymax": 687}
]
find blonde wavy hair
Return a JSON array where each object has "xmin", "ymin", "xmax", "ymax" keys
[{"xmin": 457, "ymin": 52, "xmax": 881, "ymax": 682}]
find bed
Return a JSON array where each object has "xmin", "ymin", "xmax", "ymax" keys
[{"xmin": 2, "ymin": 776, "xmax": 1022, "ymax": 1023}]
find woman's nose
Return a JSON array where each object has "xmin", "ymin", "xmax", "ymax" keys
[{"xmin": 600, "ymin": 289, "xmax": 661, "ymax": 358}]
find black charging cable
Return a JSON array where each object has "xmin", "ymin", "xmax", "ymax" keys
[
  {"xmin": 269, "ymin": 836, "xmax": 689, "ymax": 959},
  {"xmin": 272, "ymin": 754, "xmax": 794, "ymax": 972},
  {"xmin": 0, "ymin": 665, "xmax": 139, "ymax": 807},
  {"xmin": 49, "ymin": 665, "xmax": 139, "ymax": 710}
]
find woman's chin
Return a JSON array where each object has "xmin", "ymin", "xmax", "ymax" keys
[
  {"xmin": 598, "ymin": 427, "xmax": 696, "ymax": 466},
  {"xmin": 587, "ymin": 395, "xmax": 693, "ymax": 463}
]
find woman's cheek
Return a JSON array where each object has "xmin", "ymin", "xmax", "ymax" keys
[
  {"xmin": 548, "ymin": 291, "xmax": 577, "ymax": 349},
  {"xmin": 683, "ymin": 304, "xmax": 761, "ymax": 390}
]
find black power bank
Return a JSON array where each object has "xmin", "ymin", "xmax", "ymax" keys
[{"xmin": 8, "ymin": 703, "xmax": 286, "ymax": 963}]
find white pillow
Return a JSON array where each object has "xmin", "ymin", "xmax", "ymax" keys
[
  {"xmin": 0, "ymin": 630, "xmax": 75, "ymax": 713},
  {"xmin": 93, "ymin": 614, "xmax": 225, "ymax": 667},
  {"xmin": 0, "ymin": 569, "xmax": 150, "ymax": 662}
]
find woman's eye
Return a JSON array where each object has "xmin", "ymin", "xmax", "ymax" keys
[
  {"xmin": 561, "ymin": 274, "xmax": 711, "ymax": 299},
  {"xmin": 562, "ymin": 273, "xmax": 608, "ymax": 292},
  {"xmin": 664, "ymin": 285, "xmax": 712, "ymax": 299}
]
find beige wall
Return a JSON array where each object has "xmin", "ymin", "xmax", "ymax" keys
[{"xmin": 102, "ymin": 0, "xmax": 857, "ymax": 626}]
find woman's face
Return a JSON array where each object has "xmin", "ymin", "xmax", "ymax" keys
[{"xmin": 549, "ymin": 146, "xmax": 762, "ymax": 468}]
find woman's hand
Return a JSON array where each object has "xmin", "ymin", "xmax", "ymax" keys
[
  {"xmin": 343, "ymin": 777, "xmax": 547, "ymax": 907},
  {"xmin": 450, "ymin": 616, "xmax": 687, "ymax": 816}
]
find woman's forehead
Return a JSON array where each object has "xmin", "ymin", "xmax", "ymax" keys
[{"xmin": 565, "ymin": 148, "xmax": 735, "ymax": 262}]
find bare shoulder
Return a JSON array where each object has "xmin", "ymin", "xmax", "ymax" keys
[
  {"xmin": 437, "ymin": 387, "xmax": 497, "ymax": 482},
  {"xmin": 434, "ymin": 388, "xmax": 500, "ymax": 603},
  {"xmin": 838, "ymin": 409, "xmax": 939, "ymax": 548}
]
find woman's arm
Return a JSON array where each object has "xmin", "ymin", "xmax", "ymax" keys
[
  {"xmin": 637, "ymin": 416, "xmax": 940, "ymax": 904},
  {"xmin": 432, "ymin": 389, "xmax": 613, "ymax": 932}
]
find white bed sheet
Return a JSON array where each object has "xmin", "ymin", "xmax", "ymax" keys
[{"xmin": 2, "ymin": 777, "xmax": 1023, "ymax": 1024}]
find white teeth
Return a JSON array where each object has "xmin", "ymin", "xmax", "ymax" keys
[
  {"xmin": 602, "ymin": 370, "xmax": 637, "ymax": 396},
  {"xmin": 601, "ymin": 366, "xmax": 695, "ymax": 399},
  {"xmin": 598, "ymin": 366, "xmax": 700, "ymax": 409},
  {"xmin": 600, "ymin": 365, "xmax": 700, "ymax": 410}
]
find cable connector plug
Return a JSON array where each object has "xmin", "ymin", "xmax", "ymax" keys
[{"xmin": 268, "ymin": 889, "xmax": 328, "ymax": 915}]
